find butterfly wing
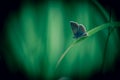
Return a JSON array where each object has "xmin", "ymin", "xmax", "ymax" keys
[
  {"xmin": 78, "ymin": 24, "xmax": 86, "ymax": 32},
  {"xmin": 70, "ymin": 21, "xmax": 88, "ymax": 38},
  {"xmin": 78, "ymin": 24, "xmax": 88, "ymax": 36},
  {"xmin": 70, "ymin": 21, "xmax": 79, "ymax": 35}
]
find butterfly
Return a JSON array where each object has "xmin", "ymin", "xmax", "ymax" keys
[{"xmin": 70, "ymin": 21, "xmax": 88, "ymax": 39}]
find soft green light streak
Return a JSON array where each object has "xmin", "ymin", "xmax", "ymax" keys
[
  {"xmin": 20, "ymin": 5, "xmax": 42, "ymax": 76},
  {"xmin": 46, "ymin": 2, "xmax": 64, "ymax": 78},
  {"xmin": 76, "ymin": 2, "xmax": 90, "ymax": 27},
  {"xmin": 7, "ymin": 5, "xmax": 43, "ymax": 77}
]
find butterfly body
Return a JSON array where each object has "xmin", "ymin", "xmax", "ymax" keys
[{"xmin": 70, "ymin": 21, "xmax": 88, "ymax": 39}]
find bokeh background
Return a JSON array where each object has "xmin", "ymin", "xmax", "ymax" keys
[{"xmin": 0, "ymin": 0, "xmax": 120, "ymax": 80}]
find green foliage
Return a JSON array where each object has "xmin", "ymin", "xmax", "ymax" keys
[{"xmin": 5, "ymin": 1, "xmax": 120, "ymax": 79}]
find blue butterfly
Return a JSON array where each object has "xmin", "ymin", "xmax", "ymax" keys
[{"xmin": 70, "ymin": 21, "xmax": 88, "ymax": 38}]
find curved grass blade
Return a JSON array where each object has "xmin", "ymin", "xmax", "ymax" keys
[{"xmin": 56, "ymin": 22, "xmax": 120, "ymax": 69}]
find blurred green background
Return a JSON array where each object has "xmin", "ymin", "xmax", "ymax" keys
[{"xmin": 4, "ymin": 0, "xmax": 120, "ymax": 80}]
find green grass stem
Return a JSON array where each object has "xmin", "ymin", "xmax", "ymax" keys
[{"xmin": 56, "ymin": 22, "xmax": 120, "ymax": 69}]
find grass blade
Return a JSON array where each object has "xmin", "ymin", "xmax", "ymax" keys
[{"xmin": 56, "ymin": 22, "xmax": 120, "ymax": 69}]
